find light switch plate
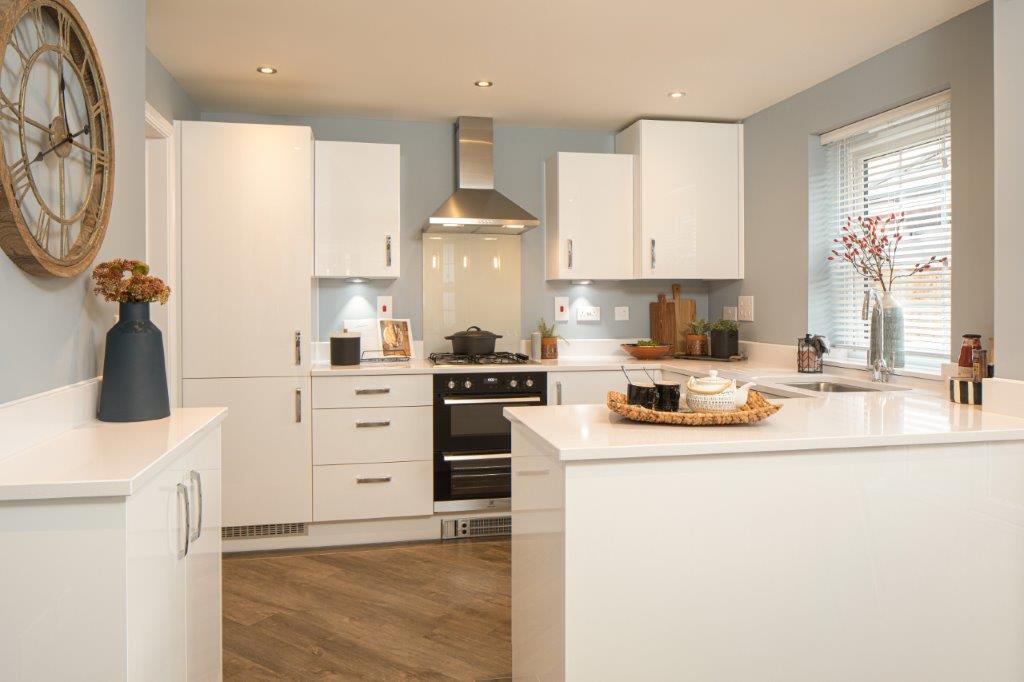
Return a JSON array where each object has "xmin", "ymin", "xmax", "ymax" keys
[
  {"xmin": 377, "ymin": 296, "xmax": 393, "ymax": 319},
  {"xmin": 723, "ymin": 306, "xmax": 738, "ymax": 322},
  {"xmin": 577, "ymin": 305, "xmax": 600, "ymax": 322},
  {"xmin": 554, "ymin": 297, "xmax": 570, "ymax": 322},
  {"xmin": 738, "ymin": 296, "xmax": 754, "ymax": 322},
  {"xmin": 614, "ymin": 306, "xmax": 629, "ymax": 321}
]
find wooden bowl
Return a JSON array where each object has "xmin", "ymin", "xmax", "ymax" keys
[{"xmin": 621, "ymin": 343, "xmax": 671, "ymax": 360}]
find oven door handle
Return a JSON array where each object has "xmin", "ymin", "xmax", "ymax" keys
[
  {"xmin": 443, "ymin": 452, "xmax": 512, "ymax": 462},
  {"xmin": 442, "ymin": 396, "xmax": 542, "ymax": 405}
]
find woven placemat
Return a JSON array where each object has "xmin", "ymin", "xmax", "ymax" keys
[{"xmin": 607, "ymin": 389, "xmax": 781, "ymax": 426}]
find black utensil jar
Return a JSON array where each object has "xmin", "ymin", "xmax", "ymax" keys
[{"xmin": 98, "ymin": 302, "xmax": 170, "ymax": 422}]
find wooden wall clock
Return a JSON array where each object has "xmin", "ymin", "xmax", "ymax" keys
[{"xmin": 0, "ymin": 0, "xmax": 113, "ymax": 277}]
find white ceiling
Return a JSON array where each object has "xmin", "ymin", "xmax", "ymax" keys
[{"xmin": 146, "ymin": 0, "xmax": 985, "ymax": 130}]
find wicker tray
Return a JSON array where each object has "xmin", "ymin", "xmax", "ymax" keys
[{"xmin": 607, "ymin": 389, "xmax": 781, "ymax": 426}]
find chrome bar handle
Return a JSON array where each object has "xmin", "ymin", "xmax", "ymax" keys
[
  {"xmin": 177, "ymin": 483, "xmax": 190, "ymax": 559},
  {"xmin": 356, "ymin": 476, "xmax": 392, "ymax": 484},
  {"xmin": 651, "ymin": 238, "xmax": 656, "ymax": 270},
  {"xmin": 556, "ymin": 380, "xmax": 563, "ymax": 405},
  {"xmin": 385, "ymin": 235, "xmax": 392, "ymax": 267},
  {"xmin": 294, "ymin": 330, "xmax": 302, "ymax": 366},
  {"xmin": 567, "ymin": 239, "xmax": 573, "ymax": 269},
  {"xmin": 355, "ymin": 420, "xmax": 391, "ymax": 428},
  {"xmin": 295, "ymin": 388, "xmax": 302, "ymax": 423},
  {"xmin": 188, "ymin": 470, "xmax": 203, "ymax": 543},
  {"xmin": 355, "ymin": 387, "xmax": 390, "ymax": 395}
]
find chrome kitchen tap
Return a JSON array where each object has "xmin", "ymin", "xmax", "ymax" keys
[{"xmin": 862, "ymin": 289, "xmax": 892, "ymax": 383}]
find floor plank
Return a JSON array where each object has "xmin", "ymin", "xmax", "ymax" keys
[{"xmin": 222, "ymin": 538, "xmax": 511, "ymax": 680}]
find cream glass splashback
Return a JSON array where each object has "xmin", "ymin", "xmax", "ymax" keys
[{"xmin": 423, "ymin": 235, "xmax": 522, "ymax": 354}]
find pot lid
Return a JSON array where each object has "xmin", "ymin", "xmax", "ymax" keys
[
  {"xmin": 444, "ymin": 325, "xmax": 503, "ymax": 340},
  {"xmin": 685, "ymin": 370, "xmax": 735, "ymax": 395}
]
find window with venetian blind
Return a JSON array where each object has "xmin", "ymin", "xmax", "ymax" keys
[{"xmin": 815, "ymin": 91, "xmax": 952, "ymax": 373}]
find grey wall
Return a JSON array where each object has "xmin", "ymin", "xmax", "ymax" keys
[
  {"xmin": 201, "ymin": 111, "xmax": 709, "ymax": 342},
  {"xmin": 709, "ymin": 2, "xmax": 994, "ymax": 357},
  {"xmin": 146, "ymin": 49, "xmax": 199, "ymax": 122},
  {"xmin": 0, "ymin": 0, "xmax": 146, "ymax": 404},
  {"xmin": 994, "ymin": 0, "xmax": 1024, "ymax": 380}
]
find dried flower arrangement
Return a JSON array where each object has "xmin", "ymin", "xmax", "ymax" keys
[
  {"xmin": 92, "ymin": 259, "xmax": 171, "ymax": 304},
  {"xmin": 828, "ymin": 212, "xmax": 947, "ymax": 291}
]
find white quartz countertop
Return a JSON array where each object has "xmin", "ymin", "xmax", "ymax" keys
[
  {"xmin": 0, "ymin": 407, "xmax": 227, "ymax": 501},
  {"xmin": 310, "ymin": 356, "xmax": 781, "ymax": 376},
  {"xmin": 505, "ymin": 390, "xmax": 1024, "ymax": 461}
]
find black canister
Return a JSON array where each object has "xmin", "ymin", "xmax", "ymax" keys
[
  {"xmin": 627, "ymin": 382, "xmax": 658, "ymax": 409},
  {"xmin": 330, "ymin": 332, "xmax": 361, "ymax": 366},
  {"xmin": 655, "ymin": 380, "xmax": 681, "ymax": 412}
]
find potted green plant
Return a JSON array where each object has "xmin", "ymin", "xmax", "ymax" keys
[
  {"xmin": 685, "ymin": 318, "xmax": 710, "ymax": 356},
  {"xmin": 537, "ymin": 318, "xmax": 567, "ymax": 360},
  {"xmin": 708, "ymin": 319, "xmax": 740, "ymax": 359}
]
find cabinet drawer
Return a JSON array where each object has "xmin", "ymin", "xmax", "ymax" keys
[
  {"xmin": 313, "ymin": 375, "xmax": 431, "ymax": 408},
  {"xmin": 313, "ymin": 406, "xmax": 431, "ymax": 465},
  {"xmin": 313, "ymin": 461, "xmax": 432, "ymax": 521}
]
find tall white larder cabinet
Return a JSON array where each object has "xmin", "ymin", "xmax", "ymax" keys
[
  {"xmin": 315, "ymin": 140, "xmax": 401, "ymax": 278},
  {"xmin": 180, "ymin": 121, "xmax": 314, "ymax": 528},
  {"xmin": 616, "ymin": 120, "xmax": 744, "ymax": 280},
  {"xmin": 545, "ymin": 152, "xmax": 634, "ymax": 280}
]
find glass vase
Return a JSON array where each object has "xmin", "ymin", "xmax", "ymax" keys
[{"xmin": 876, "ymin": 292, "xmax": 905, "ymax": 369}]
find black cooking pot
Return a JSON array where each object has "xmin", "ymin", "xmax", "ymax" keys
[{"xmin": 445, "ymin": 326, "xmax": 502, "ymax": 355}]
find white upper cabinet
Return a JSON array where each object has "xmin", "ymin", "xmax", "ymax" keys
[
  {"xmin": 180, "ymin": 121, "xmax": 314, "ymax": 378},
  {"xmin": 315, "ymin": 140, "xmax": 401, "ymax": 279},
  {"xmin": 616, "ymin": 120, "xmax": 744, "ymax": 280},
  {"xmin": 545, "ymin": 152, "xmax": 634, "ymax": 280}
]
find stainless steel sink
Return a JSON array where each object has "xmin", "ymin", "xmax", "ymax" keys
[
  {"xmin": 753, "ymin": 386, "xmax": 807, "ymax": 399},
  {"xmin": 781, "ymin": 381, "xmax": 881, "ymax": 393}
]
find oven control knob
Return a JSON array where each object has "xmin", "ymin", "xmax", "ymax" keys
[
  {"xmin": 447, "ymin": 380, "xmax": 456, "ymax": 389},
  {"xmin": 509, "ymin": 379, "xmax": 518, "ymax": 388},
  {"xmin": 463, "ymin": 379, "xmax": 473, "ymax": 389},
  {"xmin": 525, "ymin": 378, "xmax": 534, "ymax": 387}
]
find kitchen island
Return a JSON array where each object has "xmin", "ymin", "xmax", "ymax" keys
[{"xmin": 506, "ymin": 390, "xmax": 1024, "ymax": 681}]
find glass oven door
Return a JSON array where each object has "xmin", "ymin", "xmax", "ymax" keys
[{"xmin": 435, "ymin": 394, "xmax": 543, "ymax": 455}]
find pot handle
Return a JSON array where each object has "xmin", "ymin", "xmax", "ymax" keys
[{"xmin": 467, "ymin": 326, "xmax": 481, "ymax": 331}]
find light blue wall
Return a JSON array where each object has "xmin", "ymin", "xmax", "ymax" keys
[
  {"xmin": 201, "ymin": 111, "xmax": 709, "ymax": 342},
  {"xmin": 145, "ymin": 49, "xmax": 199, "ymax": 122},
  {"xmin": 0, "ymin": 0, "xmax": 146, "ymax": 404}
]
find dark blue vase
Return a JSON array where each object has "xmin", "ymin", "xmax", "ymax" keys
[{"xmin": 98, "ymin": 302, "xmax": 170, "ymax": 422}]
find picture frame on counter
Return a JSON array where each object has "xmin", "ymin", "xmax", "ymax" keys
[{"xmin": 378, "ymin": 318, "xmax": 412, "ymax": 357}]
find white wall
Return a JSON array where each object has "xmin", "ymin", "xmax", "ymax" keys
[
  {"xmin": 0, "ymin": 0, "xmax": 146, "ymax": 404},
  {"xmin": 994, "ymin": 0, "xmax": 1024, "ymax": 380}
]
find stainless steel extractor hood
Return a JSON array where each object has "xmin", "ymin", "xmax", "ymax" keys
[{"xmin": 424, "ymin": 116, "xmax": 539, "ymax": 234}]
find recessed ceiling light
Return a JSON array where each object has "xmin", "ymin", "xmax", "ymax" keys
[
  {"xmin": 257, "ymin": 65, "xmax": 277, "ymax": 75},
  {"xmin": 668, "ymin": 91, "xmax": 685, "ymax": 99},
  {"xmin": 474, "ymin": 80, "xmax": 493, "ymax": 88},
  {"xmin": 428, "ymin": 236, "xmax": 443, "ymax": 240}
]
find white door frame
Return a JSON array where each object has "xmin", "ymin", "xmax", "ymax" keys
[{"xmin": 144, "ymin": 103, "xmax": 179, "ymax": 406}]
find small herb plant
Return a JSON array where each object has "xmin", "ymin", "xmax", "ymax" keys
[
  {"xmin": 688, "ymin": 318, "xmax": 711, "ymax": 335},
  {"xmin": 634, "ymin": 339, "xmax": 661, "ymax": 347},
  {"xmin": 537, "ymin": 318, "xmax": 568, "ymax": 343},
  {"xmin": 92, "ymin": 259, "xmax": 170, "ymax": 304},
  {"xmin": 709, "ymin": 319, "xmax": 738, "ymax": 333}
]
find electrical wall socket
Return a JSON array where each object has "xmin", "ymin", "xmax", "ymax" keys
[
  {"xmin": 577, "ymin": 305, "xmax": 600, "ymax": 322},
  {"xmin": 614, "ymin": 306, "xmax": 630, "ymax": 321},
  {"xmin": 723, "ymin": 306, "xmax": 738, "ymax": 321},
  {"xmin": 738, "ymin": 296, "xmax": 754, "ymax": 322},
  {"xmin": 377, "ymin": 296, "xmax": 393, "ymax": 318},
  {"xmin": 554, "ymin": 297, "xmax": 569, "ymax": 322}
]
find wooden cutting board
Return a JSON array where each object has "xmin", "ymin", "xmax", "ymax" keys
[
  {"xmin": 647, "ymin": 284, "xmax": 696, "ymax": 352},
  {"xmin": 649, "ymin": 285, "xmax": 697, "ymax": 353}
]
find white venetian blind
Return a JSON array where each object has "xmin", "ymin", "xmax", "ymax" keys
[{"xmin": 820, "ymin": 92, "xmax": 952, "ymax": 369}]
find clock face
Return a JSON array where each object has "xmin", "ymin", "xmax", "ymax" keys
[{"xmin": 0, "ymin": 0, "xmax": 113, "ymax": 277}]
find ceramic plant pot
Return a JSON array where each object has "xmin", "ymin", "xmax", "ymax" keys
[
  {"xmin": 98, "ymin": 302, "xmax": 170, "ymax": 422},
  {"xmin": 709, "ymin": 330, "xmax": 739, "ymax": 359},
  {"xmin": 685, "ymin": 333, "xmax": 708, "ymax": 356},
  {"xmin": 541, "ymin": 337, "xmax": 559, "ymax": 359}
]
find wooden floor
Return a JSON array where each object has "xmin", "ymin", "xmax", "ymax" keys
[{"xmin": 222, "ymin": 538, "xmax": 512, "ymax": 681}]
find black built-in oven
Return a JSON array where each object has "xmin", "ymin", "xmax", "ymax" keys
[{"xmin": 433, "ymin": 372, "xmax": 546, "ymax": 511}]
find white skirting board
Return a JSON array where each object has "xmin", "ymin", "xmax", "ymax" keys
[{"xmin": 0, "ymin": 378, "xmax": 99, "ymax": 461}]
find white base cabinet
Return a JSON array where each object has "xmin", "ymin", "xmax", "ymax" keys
[
  {"xmin": 315, "ymin": 140, "xmax": 401, "ymax": 279},
  {"xmin": 616, "ymin": 119, "xmax": 744, "ymax": 280},
  {"xmin": 184, "ymin": 377, "xmax": 311, "ymax": 528},
  {"xmin": 545, "ymin": 152, "xmax": 634, "ymax": 281},
  {"xmin": 548, "ymin": 370, "xmax": 661, "ymax": 405},
  {"xmin": 0, "ymin": 425, "xmax": 222, "ymax": 681}
]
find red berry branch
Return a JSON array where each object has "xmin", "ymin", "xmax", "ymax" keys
[{"xmin": 827, "ymin": 212, "xmax": 947, "ymax": 292}]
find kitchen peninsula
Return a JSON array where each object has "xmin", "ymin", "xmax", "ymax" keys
[{"xmin": 507, "ymin": 389, "xmax": 1024, "ymax": 681}]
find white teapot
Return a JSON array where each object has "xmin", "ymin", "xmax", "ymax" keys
[{"xmin": 685, "ymin": 370, "xmax": 755, "ymax": 413}]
